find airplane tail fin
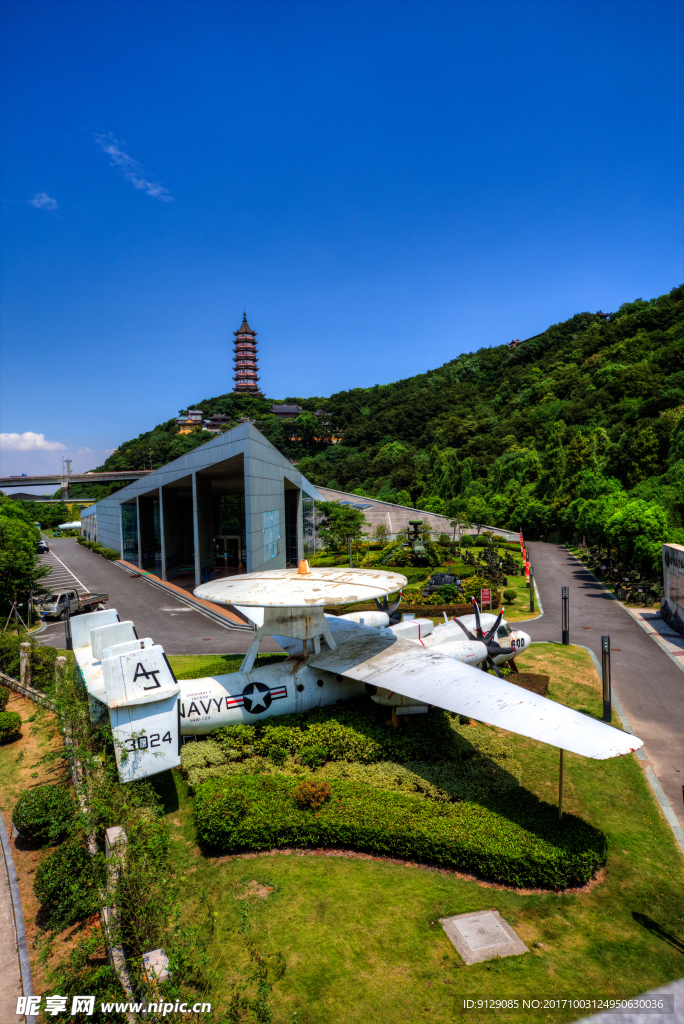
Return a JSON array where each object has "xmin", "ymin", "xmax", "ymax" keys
[{"xmin": 102, "ymin": 645, "xmax": 181, "ymax": 782}]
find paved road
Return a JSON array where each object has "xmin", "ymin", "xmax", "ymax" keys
[
  {"xmin": 525, "ymin": 542, "xmax": 683, "ymax": 826},
  {"xmin": 36, "ymin": 538, "xmax": 280, "ymax": 657}
]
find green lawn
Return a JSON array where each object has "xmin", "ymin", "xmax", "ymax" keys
[{"xmin": 151, "ymin": 643, "xmax": 684, "ymax": 1024}]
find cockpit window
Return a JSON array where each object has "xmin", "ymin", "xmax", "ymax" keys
[{"xmin": 496, "ymin": 626, "xmax": 510, "ymax": 639}]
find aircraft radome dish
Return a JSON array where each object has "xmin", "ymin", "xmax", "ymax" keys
[{"xmin": 194, "ymin": 567, "xmax": 408, "ymax": 607}]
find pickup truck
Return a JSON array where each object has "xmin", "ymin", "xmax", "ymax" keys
[{"xmin": 40, "ymin": 590, "xmax": 109, "ymax": 620}]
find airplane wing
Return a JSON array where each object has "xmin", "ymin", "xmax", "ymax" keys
[{"xmin": 272, "ymin": 617, "xmax": 643, "ymax": 760}]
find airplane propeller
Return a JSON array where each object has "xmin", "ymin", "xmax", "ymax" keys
[
  {"xmin": 374, "ymin": 591, "xmax": 402, "ymax": 623},
  {"xmin": 453, "ymin": 598, "xmax": 515, "ymax": 677}
]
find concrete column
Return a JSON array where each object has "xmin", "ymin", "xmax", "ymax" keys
[
  {"xmin": 243, "ymin": 456, "xmax": 253, "ymax": 573},
  {"xmin": 296, "ymin": 488, "xmax": 303, "ymax": 563},
  {"xmin": 135, "ymin": 496, "xmax": 142, "ymax": 571},
  {"xmin": 158, "ymin": 486, "xmax": 167, "ymax": 581},
  {"xmin": 191, "ymin": 473, "xmax": 200, "ymax": 588}
]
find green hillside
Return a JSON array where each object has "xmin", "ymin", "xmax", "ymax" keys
[{"xmin": 84, "ymin": 285, "xmax": 683, "ymax": 566}]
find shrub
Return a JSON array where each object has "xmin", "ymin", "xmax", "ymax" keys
[
  {"xmin": 0, "ymin": 631, "xmax": 58, "ymax": 691},
  {"xmin": 293, "ymin": 780, "xmax": 332, "ymax": 810},
  {"xmin": 183, "ymin": 718, "xmax": 524, "ymax": 801},
  {"xmin": 434, "ymin": 584, "xmax": 462, "ymax": 603},
  {"xmin": 195, "ymin": 775, "xmax": 608, "ymax": 889},
  {"xmin": 34, "ymin": 836, "xmax": 100, "ymax": 930},
  {"xmin": 12, "ymin": 784, "xmax": 75, "ymax": 843},
  {"xmin": 460, "ymin": 535, "xmax": 474, "ymax": 547},
  {"xmin": 461, "ymin": 575, "xmax": 493, "ymax": 602},
  {"xmin": 214, "ymin": 700, "xmax": 468, "ymax": 768},
  {"xmin": 0, "ymin": 710, "xmax": 21, "ymax": 742},
  {"xmin": 503, "ymin": 588, "xmax": 517, "ymax": 603},
  {"xmin": 0, "ymin": 685, "xmax": 9, "ymax": 711},
  {"xmin": 76, "ymin": 538, "xmax": 120, "ymax": 560}
]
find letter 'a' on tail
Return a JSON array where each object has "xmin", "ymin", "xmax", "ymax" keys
[{"xmin": 102, "ymin": 645, "xmax": 181, "ymax": 783}]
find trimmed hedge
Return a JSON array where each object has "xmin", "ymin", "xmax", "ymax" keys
[
  {"xmin": 77, "ymin": 538, "xmax": 120, "ymax": 560},
  {"xmin": 12, "ymin": 783, "xmax": 75, "ymax": 843},
  {"xmin": 0, "ymin": 685, "xmax": 9, "ymax": 711},
  {"xmin": 195, "ymin": 774, "xmax": 607, "ymax": 889},
  {"xmin": 0, "ymin": 710, "xmax": 22, "ymax": 743}
]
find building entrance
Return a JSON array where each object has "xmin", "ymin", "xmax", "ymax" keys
[{"xmin": 214, "ymin": 535, "xmax": 242, "ymax": 568}]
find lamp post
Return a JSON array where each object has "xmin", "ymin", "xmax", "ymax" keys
[
  {"xmin": 601, "ymin": 635, "xmax": 612, "ymax": 722},
  {"xmin": 561, "ymin": 586, "xmax": 569, "ymax": 645}
]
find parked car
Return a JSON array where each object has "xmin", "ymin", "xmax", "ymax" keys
[{"xmin": 35, "ymin": 539, "xmax": 49, "ymax": 554}]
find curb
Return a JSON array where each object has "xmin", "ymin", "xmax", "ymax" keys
[
  {"xmin": 530, "ymin": 640, "xmax": 684, "ymax": 855},
  {"xmin": 0, "ymin": 811, "xmax": 37, "ymax": 1024}
]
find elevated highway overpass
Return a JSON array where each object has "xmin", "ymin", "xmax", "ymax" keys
[{"xmin": 0, "ymin": 470, "xmax": 151, "ymax": 499}]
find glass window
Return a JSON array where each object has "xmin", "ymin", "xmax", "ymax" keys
[
  {"xmin": 302, "ymin": 495, "xmax": 316, "ymax": 559},
  {"xmin": 262, "ymin": 509, "xmax": 280, "ymax": 562},
  {"xmin": 121, "ymin": 503, "xmax": 139, "ymax": 567}
]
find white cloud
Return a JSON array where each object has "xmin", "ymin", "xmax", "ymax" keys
[
  {"xmin": 28, "ymin": 193, "xmax": 58, "ymax": 210},
  {"xmin": 1, "ymin": 432, "xmax": 65, "ymax": 452},
  {"xmin": 95, "ymin": 133, "xmax": 173, "ymax": 201}
]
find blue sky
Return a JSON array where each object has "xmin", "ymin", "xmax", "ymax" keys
[{"xmin": 1, "ymin": 0, "xmax": 682, "ymax": 489}]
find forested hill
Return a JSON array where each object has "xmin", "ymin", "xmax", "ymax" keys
[{"xmin": 92, "ymin": 285, "xmax": 683, "ymax": 564}]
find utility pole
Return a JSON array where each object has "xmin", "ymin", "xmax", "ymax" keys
[{"xmin": 561, "ymin": 586, "xmax": 569, "ymax": 644}]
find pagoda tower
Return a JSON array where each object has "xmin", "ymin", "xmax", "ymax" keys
[{"xmin": 232, "ymin": 313, "xmax": 264, "ymax": 396}]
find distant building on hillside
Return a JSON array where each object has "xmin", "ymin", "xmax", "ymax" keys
[
  {"xmin": 175, "ymin": 410, "xmax": 204, "ymax": 434},
  {"xmin": 233, "ymin": 313, "xmax": 264, "ymax": 396},
  {"xmin": 271, "ymin": 404, "xmax": 302, "ymax": 421}
]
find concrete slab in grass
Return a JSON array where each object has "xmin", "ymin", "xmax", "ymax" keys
[{"xmin": 440, "ymin": 909, "xmax": 529, "ymax": 964}]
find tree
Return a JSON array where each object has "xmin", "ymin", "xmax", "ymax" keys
[
  {"xmin": 465, "ymin": 495, "xmax": 491, "ymax": 535},
  {"xmin": 421, "ymin": 496, "xmax": 446, "ymax": 516},
  {"xmin": 605, "ymin": 500, "xmax": 668, "ymax": 568},
  {"xmin": 0, "ymin": 516, "xmax": 51, "ymax": 618},
  {"xmin": 315, "ymin": 501, "xmax": 367, "ymax": 551},
  {"xmin": 372, "ymin": 522, "xmax": 390, "ymax": 544},
  {"xmin": 293, "ymin": 411, "xmax": 320, "ymax": 449},
  {"xmin": 395, "ymin": 490, "xmax": 414, "ymax": 508}
]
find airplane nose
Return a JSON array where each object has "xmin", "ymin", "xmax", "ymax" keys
[{"xmin": 518, "ymin": 630, "xmax": 531, "ymax": 651}]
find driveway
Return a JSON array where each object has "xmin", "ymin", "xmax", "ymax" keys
[
  {"xmin": 36, "ymin": 538, "xmax": 280, "ymax": 657},
  {"xmin": 525, "ymin": 542, "xmax": 683, "ymax": 826}
]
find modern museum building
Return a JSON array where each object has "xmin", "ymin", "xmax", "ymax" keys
[{"xmin": 80, "ymin": 422, "xmax": 321, "ymax": 588}]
